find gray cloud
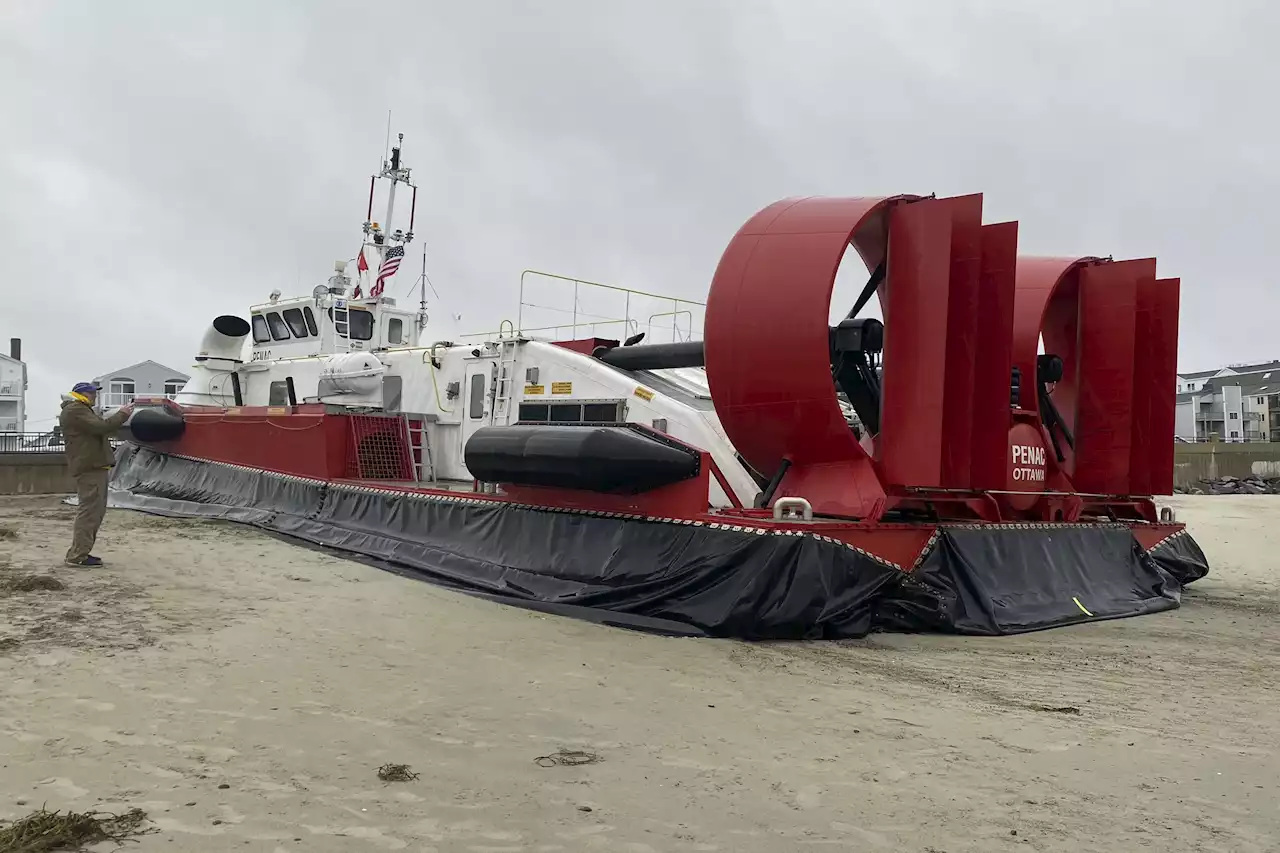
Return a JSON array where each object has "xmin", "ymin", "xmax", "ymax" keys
[{"xmin": 2, "ymin": 0, "xmax": 1275, "ymax": 427}]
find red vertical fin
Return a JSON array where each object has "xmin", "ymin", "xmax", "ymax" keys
[
  {"xmin": 1074, "ymin": 259, "xmax": 1153, "ymax": 495},
  {"xmin": 880, "ymin": 198, "xmax": 953, "ymax": 487},
  {"xmin": 970, "ymin": 221, "xmax": 1020, "ymax": 491},
  {"xmin": 938, "ymin": 194, "xmax": 983, "ymax": 489},
  {"xmin": 1146, "ymin": 277, "xmax": 1181, "ymax": 495},
  {"xmin": 1127, "ymin": 271, "xmax": 1158, "ymax": 496}
]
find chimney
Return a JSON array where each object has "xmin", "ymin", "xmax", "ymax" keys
[{"xmin": 8, "ymin": 338, "xmax": 18, "ymax": 362}]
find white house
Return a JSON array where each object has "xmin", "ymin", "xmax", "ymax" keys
[
  {"xmin": 92, "ymin": 360, "xmax": 191, "ymax": 410},
  {"xmin": 0, "ymin": 338, "xmax": 25, "ymax": 433}
]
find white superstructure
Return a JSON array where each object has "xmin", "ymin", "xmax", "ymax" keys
[{"xmin": 176, "ymin": 137, "xmax": 763, "ymax": 507}]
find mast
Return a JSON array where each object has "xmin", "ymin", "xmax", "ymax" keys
[{"xmin": 362, "ymin": 131, "xmax": 416, "ymax": 296}]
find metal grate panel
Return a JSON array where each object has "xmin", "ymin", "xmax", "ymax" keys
[{"xmin": 345, "ymin": 415, "xmax": 414, "ymax": 480}]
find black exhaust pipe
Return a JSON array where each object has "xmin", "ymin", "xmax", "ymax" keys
[{"xmin": 594, "ymin": 340, "xmax": 705, "ymax": 371}]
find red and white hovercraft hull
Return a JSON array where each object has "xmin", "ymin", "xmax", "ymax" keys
[{"xmin": 111, "ymin": 192, "xmax": 1208, "ymax": 639}]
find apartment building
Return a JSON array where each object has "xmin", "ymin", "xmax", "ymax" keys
[
  {"xmin": 1175, "ymin": 360, "xmax": 1280, "ymax": 442},
  {"xmin": 0, "ymin": 339, "xmax": 26, "ymax": 433}
]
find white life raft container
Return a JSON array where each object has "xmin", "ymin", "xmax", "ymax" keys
[{"xmin": 318, "ymin": 352, "xmax": 385, "ymax": 396}]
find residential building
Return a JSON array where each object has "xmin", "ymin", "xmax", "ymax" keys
[
  {"xmin": 1176, "ymin": 360, "xmax": 1280, "ymax": 394},
  {"xmin": 0, "ymin": 338, "xmax": 25, "ymax": 433},
  {"xmin": 92, "ymin": 360, "xmax": 191, "ymax": 411},
  {"xmin": 1175, "ymin": 360, "xmax": 1280, "ymax": 442}
]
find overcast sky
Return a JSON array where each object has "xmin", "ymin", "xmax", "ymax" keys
[{"xmin": 2, "ymin": 0, "xmax": 1276, "ymax": 427}]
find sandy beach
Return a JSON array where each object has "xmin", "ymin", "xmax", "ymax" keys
[{"xmin": 1, "ymin": 493, "xmax": 1277, "ymax": 852}]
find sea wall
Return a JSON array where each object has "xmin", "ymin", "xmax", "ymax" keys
[
  {"xmin": 1173, "ymin": 442, "xmax": 1280, "ymax": 488},
  {"xmin": 0, "ymin": 453, "xmax": 75, "ymax": 495}
]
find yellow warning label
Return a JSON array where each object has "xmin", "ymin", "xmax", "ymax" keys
[
  {"xmin": 551, "ymin": 381, "xmax": 573, "ymax": 395},
  {"xmin": 524, "ymin": 385, "xmax": 545, "ymax": 395},
  {"xmin": 633, "ymin": 386, "xmax": 655, "ymax": 401}
]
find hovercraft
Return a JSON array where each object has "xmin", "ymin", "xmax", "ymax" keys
[{"xmin": 107, "ymin": 140, "xmax": 1208, "ymax": 639}]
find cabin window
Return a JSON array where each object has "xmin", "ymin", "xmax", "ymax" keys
[
  {"xmin": 282, "ymin": 308, "xmax": 310, "ymax": 338},
  {"xmin": 303, "ymin": 306, "xmax": 319, "ymax": 336},
  {"xmin": 268, "ymin": 381, "xmax": 290, "ymax": 406},
  {"xmin": 583, "ymin": 402, "xmax": 623, "ymax": 422},
  {"xmin": 163, "ymin": 379, "xmax": 185, "ymax": 399},
  {"xmin": 519, "ymin": 400, "xmax": 624, "ymax": 424},
  {"xmin": 252, "ymin": 314, "xmax": 271, "ymax": 343},
  {"xmin": 468, "ymin": 374, "xmax": 486, "ymax": 419},
  {"xmin": 349, "ymin": 308, "xmax": 374, "ymax": 341},
  {"xmin": 387, "ymin": 317, "xmax": 404, "ymax": 345},
  {"xmin": 550, "ymin": 403, "xmax": 581, "ymax": 422},
  {"xmin": 326, "ymin": 307, "xmax": 374, "ymax": 340},
  {"xmin": 518, "ymin": 403, "xmax": 549, "ymax": 422},
  {"xmin": 383, "ymin": 375, "xmax": 403, "ymax": 413},
  {"xmin": 265, "ymin": 311, "xmax": 291, "ymax": 341}
]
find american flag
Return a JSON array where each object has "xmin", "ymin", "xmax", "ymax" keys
[{"xmin": 371, "ymin": 244, "xmax": 404, "ymax": 298}]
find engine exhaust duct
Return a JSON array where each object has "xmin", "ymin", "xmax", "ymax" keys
[
  {"xmin": 196, "ymin": 315, "xmax": 251, "ymax": 363},
  {"xmin": 594, "ymin": 340, "xmax": 705, "ymax": 371}
]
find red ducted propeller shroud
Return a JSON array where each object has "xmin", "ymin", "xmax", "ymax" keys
[{"xmin": 704, "ymin": 195, "xmax": 1179, "ymax": 522}]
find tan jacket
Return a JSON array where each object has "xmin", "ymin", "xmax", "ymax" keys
[{"xmin": 59, "ymin": 400, "xmax": 129, "ymax": 476}]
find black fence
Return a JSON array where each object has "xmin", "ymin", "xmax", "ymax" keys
[
  {"xmin": 0, "ymin": 433, "xmax": 124, "ymax": 454},
  {"xmin": 0, "ymin": 432, "xmax": 66, "ymax": 453}
]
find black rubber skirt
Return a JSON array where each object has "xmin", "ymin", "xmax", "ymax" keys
[{"xmin": 108, "ymin": 445, "xmax": 1209, "ymax": 639}]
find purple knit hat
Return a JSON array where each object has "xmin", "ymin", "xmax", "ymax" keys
[{"xmin": 71, "ymin": 382, "xmax": 100, "ymax": 395}]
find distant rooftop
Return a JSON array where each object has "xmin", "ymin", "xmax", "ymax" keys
[
  {"xmin": 1179, "ymin": 360, "xmax": 1280, "ymax": 380},
  {"xmin": 1183, "ymin": 369, "xmax": 1280, "ymax": 398}
]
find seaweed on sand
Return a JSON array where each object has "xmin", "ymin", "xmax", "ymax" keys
[
  {"xmin": 376, "ymin": 763, "xmax": 420, "ymax": 782},
  {"xmin": 0, "ymin": 805, "xmax": 153, "ymax": 852}
]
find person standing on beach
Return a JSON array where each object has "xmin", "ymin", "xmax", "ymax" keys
[{"xmin": 58, "ymin": 382, "xmax": 132, "ymax": 567}]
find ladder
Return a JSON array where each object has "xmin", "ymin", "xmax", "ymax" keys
[
  {"xmin": 492, "ymin": 337, "xmax": 520, "ymax": 425},
  {"xmin": 404, "ymin": 415, "xmax": 435, "ymax": 483},
  {"xmin": 331, "ymin": 300, "xmax": 351, "ymax": 352}
]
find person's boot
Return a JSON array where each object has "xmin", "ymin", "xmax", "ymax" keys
[{"xmin": 64, "ymin": 556, "xmax": 104, "ymax": 567}]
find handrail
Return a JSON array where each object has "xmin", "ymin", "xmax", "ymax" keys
[
  {"xmin": 515, "ymin": 269, "xmax": 705, "ymax": 343},
  {"xmin": 646, "ymin": 309, "xmax": 696, "ymax": 342},
  {"xmin": 519, "ymin": 269, "xmax": 707, "ymax": 305},
  {"xmin": 456, "ymin": 319, "xmax": 636, "ymax": 342}
]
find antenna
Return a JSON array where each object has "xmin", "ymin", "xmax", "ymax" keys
[
  {"xmin": 382, "ymin": 110, "xmax": 392, "ymax": 169},
  {"xmin": 415, "ymin": 242, "xmax": 429, "ymax": 330}
]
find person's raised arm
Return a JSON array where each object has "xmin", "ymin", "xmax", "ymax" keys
[{"xmin": 68, "ymin": 402, "xmax": 131, "ymax": 435}]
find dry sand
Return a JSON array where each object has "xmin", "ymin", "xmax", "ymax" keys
[{"xmin": 1, "ymin": 493, "xmax": 1277, "ymax": 852}]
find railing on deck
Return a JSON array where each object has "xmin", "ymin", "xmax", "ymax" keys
[{"xmin": 459, "ymin": 270, "xmax": 705, "ymax": 344}]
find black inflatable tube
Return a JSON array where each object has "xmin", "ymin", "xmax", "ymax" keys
[
  {"xmin": 127, "ymin": 408, "xmax": 186, "ymax": 443},
  {"xmin": 465, "ymin": 424, "xmax": 700, "ymax": 494}
]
